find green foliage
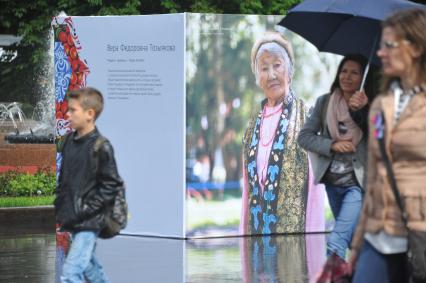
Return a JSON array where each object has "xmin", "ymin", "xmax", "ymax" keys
[
  {"xmin": 0, "ymin": 0, "xmax": 142, "ymax": 106},
  {"xmin": 187, "ymin": 198, "xmax": 241, "ymax": 230},
  {"xmin": 0, "ymin": 196, "xmax": 55, "ymax": 207},
  {"xmin": 157, "ymin": 0, "xmax": 301, "ymax": 15},
  {"xmin": 0, "ymin": 169, "xmax": 56, "ymax": 197},
  {"xmin": 0, "ymin": 0, "xmax": 301, "ymax": 118},
  {"xmin": 191, "ymin": 219, "xmax": 240, "ymax": 229},
  {"xmin": 0, "ymin": 170, "xmax": 20, "ymax": 195},
  {"xmin": 161, "ymin": 0, "xmax": 182, "ymax": 13},
  {"xmin": 240, "ymin": 0, "xmax": 301, "ymax": 14}
]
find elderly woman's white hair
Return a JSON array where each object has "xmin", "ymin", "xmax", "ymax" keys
[{"xmin": 251, "ymin": 32, "xmax": 295, "ymax": 86}]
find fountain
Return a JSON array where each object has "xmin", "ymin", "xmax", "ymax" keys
[
  {"xmin": 0, "ymin": 30, "xmax": 56, "ymax": 172},
  {"xmin": 0, "ymin": 102, "xmax": 26, "ymax": 130},
  {"xmin": 1, "ymin": 29, "xmax": 55, "ymax": 145},
  {"xmin": 1, "ymin": 102, "xmax": 54, "ymax": 144}
]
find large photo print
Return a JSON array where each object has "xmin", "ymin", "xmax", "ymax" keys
[{"xmin": 186, "ymin": 14, "xmax": 341, "ymax": 237}]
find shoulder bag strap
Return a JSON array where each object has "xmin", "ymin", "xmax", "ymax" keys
[
  {"xmin": 376, "ymin": 110, "xmax": 408, "ymax": 226},
  {"xmin": 93, "ymin": 135, "xmax": 107, "ymax": 177}
]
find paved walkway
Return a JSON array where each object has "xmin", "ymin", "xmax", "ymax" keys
[
  {"xmin": 0, "ymin": 232, "xmax": 55, "ymax": 283},
  {"xmin": 0, "ymin": 230, "xmax": 328, "ymax": 283}
]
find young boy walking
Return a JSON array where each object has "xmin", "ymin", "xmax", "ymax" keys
[{"xmin": 55, "ymin": 87, "xmax": 123, "ymax": 283}]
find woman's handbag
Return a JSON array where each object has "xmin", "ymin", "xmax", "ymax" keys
[{"xmin": 376, "ymin": 111, "xmax": 426, "ymax": 283}]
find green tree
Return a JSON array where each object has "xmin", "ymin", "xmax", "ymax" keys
[
  {"xmin": 0, "ymin": 1, "xmax": 141, "ymax": 107},
  {"xmin": 0, "ymin": 0, "xmax": 301, "ymax": 107}
]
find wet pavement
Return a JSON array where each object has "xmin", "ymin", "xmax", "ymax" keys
[
  {"xmin": 0, "ymin": 233, "xmax": 55, "ymax": 283},
  {"xmin": 0, "ymin": 231, "xmax": 328, "ymax": 283}
]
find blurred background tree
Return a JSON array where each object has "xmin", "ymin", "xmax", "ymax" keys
[
  {"xmin": 0, "ymin": 0, "xmax": 301, "ymax": 111},
  {"xmin": 185, "ymin": 14, "xmax": 342, "ymax": 191},
  {"xmin": 186, "ymin": 14, "xmax": 279, "ymax": 186}
]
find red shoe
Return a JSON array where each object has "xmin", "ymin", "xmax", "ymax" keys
[{"xmin": 316, "ymin": 253, "xmax": 351, "ymax": 283}]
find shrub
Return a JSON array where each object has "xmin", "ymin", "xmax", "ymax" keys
[
  {"xmin": 0, "ymin": 170, "xmax": 20, "ymax": 196},
  {"xmin": 0, "ymin": 168, "xmax": 56, "ymax": 197}
]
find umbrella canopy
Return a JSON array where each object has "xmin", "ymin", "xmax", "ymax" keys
[{"xmin": 278, "ymin": 0, "xmax": 425, "ymax": 66}]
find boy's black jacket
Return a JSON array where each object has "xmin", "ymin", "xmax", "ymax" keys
[{"xmin": 55, "ymin": 128, "xmax": 123, "ymax": 232}]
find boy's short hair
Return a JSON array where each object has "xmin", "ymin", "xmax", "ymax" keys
[{"xmin": 66, "ymin": 87, "xmax": 104, "ymax": 120}]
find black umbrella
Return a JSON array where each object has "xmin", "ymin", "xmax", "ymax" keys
[{"xmin": 278, "ymin": 0, "xmax": 425, "ymax": 88}]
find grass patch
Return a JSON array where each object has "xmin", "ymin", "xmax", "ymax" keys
[
  {"xmin": 191, "ymin": 219, "xmax": 241, "ymax": 230},
  {"xmin": 0, "ymin": 196, "xmax": 55, "ymax": 208},
  {"xmin": 187, "ymin": 198, "xmax": 241, "ymax": 230}
]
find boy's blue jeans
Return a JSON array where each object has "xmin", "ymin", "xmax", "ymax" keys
[
  {"xmin": 61, "ymin": 231, "xmax": 111, "ymax": 283},
  {"xmin": 325, "ymin": 183, "xmax": 363, "ymax": 259}
]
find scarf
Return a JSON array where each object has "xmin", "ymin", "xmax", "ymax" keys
[
  {"xmin": 243, "ymin": 92, "xmax": 309, "ymax": 234},
  {"xmin": 326, "ymin": 89, "xmax": 363, "ymax": 146}
]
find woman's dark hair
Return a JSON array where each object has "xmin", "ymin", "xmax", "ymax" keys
[{"xmin": 330, "ymin": 54, "xmax": 378, "ymax": 100}]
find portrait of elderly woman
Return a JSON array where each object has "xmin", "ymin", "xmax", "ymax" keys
[{"xmin": 241, "ymin": 31, "xmax": 324, "ymax": 235}]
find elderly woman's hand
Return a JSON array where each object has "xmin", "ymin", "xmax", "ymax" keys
[{"xmin": 349, "ymin": 91, "xmax": 368, "ymax": 111}]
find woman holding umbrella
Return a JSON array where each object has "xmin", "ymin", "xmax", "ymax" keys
[
  {"xmin": 297, "ymin": 54, "xmax": 373, "ymax": 262},
  {"xmin": 350, "ymin": 8, "xmax": 426, "ymax": 283}
]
